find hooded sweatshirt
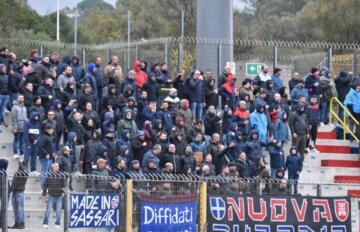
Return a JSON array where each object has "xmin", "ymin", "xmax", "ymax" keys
[
  {"xmin": 23, "ymin": 112, "xmax": 40, "ymax": 146},
  {"xmin": 133, "ymin": 60, "xmax": 147, "ymax": 89}
]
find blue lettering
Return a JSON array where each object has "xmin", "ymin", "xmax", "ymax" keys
[
  {"xmin": 277, "ymin": 225, "xmax": 295, "ymax": 232},
  {"xmin": 255, "ymin": 225, "xmax": 270, "ymax": 232},
  {"xmin": 299, "ymin": 225, "xmax": 315, "ymax": 232},
  {"xmin": 213, "ymin": 224, "xmax": 229, "ymax": 232},
  {"xmin": 331, "ymin": 225, "xmax": 346, "ymax": 232}
]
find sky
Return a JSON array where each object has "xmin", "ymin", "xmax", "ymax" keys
[{"xmin": 28, "ymin": 0, "xmax": 244, "ymax": 16}]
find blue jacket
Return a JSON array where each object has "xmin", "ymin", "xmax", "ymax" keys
[
  {"xmin": 272, "ymin": 75, "xmax": 283, "ymax": 93},
  {"xmin": 273, "ymin": 111, "xmax": 289, "ymax": 142},
  {"xmin": 269, "ymin": 144, "xmax": 285, "ymax": 169},
  {"xmin": 290, "ymin": 86, "xmax": 308, "ymax": 110},
  {"xmin": 187, "ymin": 78, "xmax": 205, "ymax": 103},
  {"xmin": 23, "ymin": 112, "xmax": 40, "ymax": 146},
  {"xmin": 285, "ymin": 147, "xmax": 303, "ymax": 174},
  {"xmin": 250, "ymin": 104, "xmax": 268, "ymax": 142},
  {"xmin": 156, "ymin": 109, "xmax": 173, "ymax": 133},
  {"xmin": 344, "ymin": 88, "xmax": 360, "ymax": 114},
  {"xmin": 81, "ymin": 72, "xmax": 98, "ymax": 100},
  {"xmin": 142, "ymin": 150, "xmax": 159, "ymax": 168},
  {"xmin": 71, "ymin": 56, "xmax": 85, "ymax": 84},
  {"xmin": 307, "ymin": 103, "xmax": 320, "ymax": 125}
]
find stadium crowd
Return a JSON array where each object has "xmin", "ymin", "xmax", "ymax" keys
[{"xmin": 0, "ymin": 46, "xmax": 360, "ymax": 229}]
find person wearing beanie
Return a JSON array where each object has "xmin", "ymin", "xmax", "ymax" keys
[
  {"xmin": 70, "ymin": 55, "xmax": 85, "ymax": 84},
  {"xmin": 131, "ymin": 130, "xmax": 147, "ymax": 164}
]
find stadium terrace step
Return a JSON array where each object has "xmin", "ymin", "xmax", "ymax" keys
[
  {"xmin": 316, "ymin": 144, "xmax": 359, "ymax": 154},
  {"xmin": 317, "ymin": 131, "xmax": 337, "ymax": 139},
  {"xmin": 335, "ymin": 175, "xmax": 360, "ymax": 184},
  {"xmin": 321, "ymin": 160, "xmax": 360, "ymax": 168}
]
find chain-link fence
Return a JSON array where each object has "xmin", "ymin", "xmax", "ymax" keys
[{"xmin": 2, "ymin": 37, "xmax": 360, "ymax": 84}]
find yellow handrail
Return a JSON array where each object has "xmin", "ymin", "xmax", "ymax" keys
[{"xmin": 329, "ymin": 96, "xmax": 359, "ymax": 142}]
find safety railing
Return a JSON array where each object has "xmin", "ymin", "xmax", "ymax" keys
[{"xmin": 329, "ymin": 96, "xmax": 360, "ymax": 142}]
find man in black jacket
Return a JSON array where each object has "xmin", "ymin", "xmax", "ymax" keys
[
  {"xmin": 289, "ymin": 103, "xmax": 309, "ymax": 160},
  {"xmin": 9, "ymin": 161, "xmax": 28, "ymax": 229},
  {"xmin": 38, "ymin": 125, "xmax": 55, "ymax": 188},
  {"xmin": 42, "ymin": 163, "xmax": 65, "ymax": 228}
]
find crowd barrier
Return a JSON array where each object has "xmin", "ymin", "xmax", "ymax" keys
[{"xmin": 0, "ymin": 173, "xmax": 359, "ymax": 231}]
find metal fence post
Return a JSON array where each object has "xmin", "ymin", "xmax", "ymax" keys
[
  {"xmin": 126, "ymin": 180, "xmax": 133, "ymax": 232},
  {"xmin": 135, "ymin": 45, "xmax": 138, "ymax": 60},
  {"xmin": 40, "ymin": 44, "xmax": 43, "ymax": 57},
  {"xmin": 178, "ymin": 41, "xmax": 183, "ymax": 72},
  {"xmin": 273, "ymin": 46, "xmax": 278, "ymax": 70},
  {"xmin": 316, "ymin": 184, "xmax": 322, "ymax": 197},
  {"xmin": 218, "ymin": 43, "xmax": 222, "ymax": 109},
  {"xmin": 1, "ymin": 174, "xmax": 8, "ymax": 232},
  {"xmin": 164, "ymin": 42, "xmax": 168, "ymax": 64},
  {"xmin": 63, "ymin": 177, "xmax": 70, "ymax": 232},
  {"xmin": 199, "ymin": 181, "xmax": 207, "ymax": 232},
  {"xmin": 352, "ymin": 52, "xmax": 358, "ymax": 75},
  {"xmin": 106, "ymin": 48, "xmax": 110, "ymax": 64},
  {"xmin": 328, "ymin": 47, "xmax": 333, "ymax": 71},
  {"xmin": 82, "ymin": 48, "xmax": 86, "ymax": 67}
]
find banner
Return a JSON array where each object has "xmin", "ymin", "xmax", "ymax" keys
[
  {"xmin": 140, "ymin": 194, "xmax": 197, "ymax": 232},
  {"xmin": 69, "ymin": 193, "xmax": 120, "ymax": 228},
  {"xmin": 208, "ymin": 195, "xmax": 351, "ymax": 232}
]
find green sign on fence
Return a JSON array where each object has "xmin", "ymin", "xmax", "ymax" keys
[{"xmin": 246, "ymin": 63, "xmax": 263, "ymax": 76}]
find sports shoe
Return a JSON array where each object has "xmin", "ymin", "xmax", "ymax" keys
[
  {"xmin": 54, "ymin": 225, "xmax": 60, "ymax": 229},
  {"xmin": 13, "ymin": 154, "xmax": 20, "ymax": 159},
  {"xmin": 320, "ymin": 122, "xmax": 325, "ymax": 127},
  {"xmin": 43, "ymin": 224, "xmax": 49, "ymax": 228},
  {"xmin": 312, "ymin": 148, "xmax": 320, "ymax": 153}
]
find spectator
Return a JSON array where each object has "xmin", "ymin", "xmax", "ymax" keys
[
  {"xmin": 254, "ymin": 65, "xmax": 271, "ymax": 91},
  {"xmin": 71, "ymin": 56, "xmax": 85, "ymax": 86},
  {"xmin": 335, "ymin": 70, "xmax": 351, "ymax": 118},
  {"xmin": 56, "ymin": 146, "xmax": 72, "ymax": 173},
  {"xmin": 42, "ymin": 163, "xmax": 65, "ymax": 228},
  {"xmin": 204, "ymin": 78, "xmax": 218, "ymax": 109},
  {"xmin": 290, "ymin": 79, "xmax": 308, "ymax": 111},
  {"xmin": 180, "ymin": 145, "xmax": 195, "ymax": 172},
  {"xmin": 187, "ymin": 70, "xmax": 205, "ymax": 121},
  {"xmin": 81, "ymin": 130, "xmax": 103, "ymax": 174},
  {"xmin": 104, "ymin": 56, "xmax": 123, "ymax": 85},
  {"xmin": 133, "ymin": 60, "xmax": 147, "ymax": 90},
  {"xmin": 234, "ymin": 152, "xmax": 249, "ymax": 178},
  {"xmin": 218, "ymin": 65, "xmax": 232, "ymax": 89},
  {"xmin": 21, "ymin": 82, "xmax": 34, "ymax": 109},
  {"xmin": 250, "ymin": 102, "xmax": 268, "ymax": 142},
  {"xmin": 219, "ymin": 73, "xmax": 237, "ymax": 110},
  {"xmin": 319, "ymin": 68, "xmax": 338, "ymax": 125},
  {"xmin": 233, "ymin": 100, "xmax": 250, "ymax": 139},
  {"xmin": 288, "ymin": 72, "xmax": 301, "ymax": 92},
  {"xmin": 11, "ymin": 94, "xmax": 27, "ymax": 159},
  {"xmin": 269, "ymin": 140, "xmax": 285, "ymax": 178},
  {"xmin": 37, "ymin": 77, "xmax": 55, "ymax": 113},
  {"xmin": 307, "ymin": 95, "xmax": 320, "ymax": 153},
  {"xmin": 51, "ymin": 99, "xmax": 65, "ymax": 151},
  {"xmin": 285, "ymin": 146, "xmax": 303, "ymax": 195},
  {"xmin": 38, "ymin": 125, "xmax": 55, "ymax": 188},
  {"xmin": 239, "ymin": 79, "xmax": 254, "ymax": 103},
  {"xmin": 272, "ymin": 67, "xmax": 283, "ymax": 92},
  {"xmin": 111, "ymin": 158, "xmax": 127, "ymax": 181},
  {"xmin": 9, "ymin": 160, "xmax": 28, "ymax": 229},
  {"xmin": 344, "ymin": 79, "xmax": 360, "ymax": 138},
  {"xmin": 94, "ymin": 57, "xmax": 105, "ymax": 100},
  {"xmin": 131, "ymin": 130, "xmax": 147, "ymax": 164},
  {"xmin": 161, "ymin": 144, "xmax": 181, "ymax": 173},
  {"xmin": 0, "ymin": 64, "xmax": 9, "ymax": 126},
  {"xmin": 56, "ymin": 66, "xmax": 75, "ymax": 96},
  {"xmin": 143, "ymin": 72, "xmax": 160, "ymax": 102},
  {"xmin": 289, "ymin": 103, "xmax": 309, "ymax": 160},
  {"xmin": 177, "ymin": 99, "xmax": 193, "ymax": 129},
  {"xmin": 142, "ymin": 144, "xmax": 162, "ymax": 168},
  {"xmin": 305, "ymin": 67, "xmax": 321, "ymax": 100},
  {"xmin": 23, "ymin": 112, "xmax": 40, "ymax": 172}
]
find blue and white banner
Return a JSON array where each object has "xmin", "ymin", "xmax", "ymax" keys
[
  {"xmin": 69, "ymin": 193, "xmax": 120, "ymax": 228},
  {"xmin": 140, "ymin": 195, "xmax": 197, "ymax": 232}
]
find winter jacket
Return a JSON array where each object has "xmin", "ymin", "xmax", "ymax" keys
[
  {"xmin": 71, "ymin": 57, "xmax": 85, "ymax": 84},
  {"xmin": 161, "ymin": 152, "xmax": 181, "ymax": 173},
  {"xmin": 320, "ymin": 75, "xmax": 338, "ymax": 101},
  {"xmin": 37, "ymin": 84, "xmax": 55, "ymax": 109},
  {"xmin": 307, "ymin": 103, "xmax": 320, "ymax": 125},
  {"xmin": 285, "ymin": 147, "xmax": 303, "ymax": 174},
  {"xmin": 305, "ymin": 74, "xmax": 321, "ymax": 96},
  {"xmin": 42, "ymin": 171, "xmax": 65, "ymax": 197},
  {"xmin": 142, "ymin": 77, "xmax": 160, "ymax": 102},
  {"xmin": 81, "ymin": 72, "xmax": 98, "ymax": 100},
  {"xmin": 245, "ymin": 131, "xmax": 266, "ymax": 162},
  {"xmin": 234, "ymin": 159, "xmax": 249, "ymax": 178},
  {"xmin": 56, "ymin": 74, "xmax": 75, "ymax": 91},
  {"xmin": 273, "ymin": 111, "xmax": 289, "ymax": 142},
  {"xmin": 187, "ymin": 77, "xmax": 205, "ymax": 103},
  {"xmin": 0, "ymin": 73, "xmax": 8, "ymax": 95},
  {"xmin": 290, "ymin": 86, "xmax": 308, "ymax": 110},
  {"xmin": 22, "ymin": 88, "xmax": 34, "ymax": 108},
  {"xmin": 10, "ymin": 163, "xmax": 28, "ymax": 193},
  {"xmin": 204, "ymin": 79, "xmax": 219, "ymax": 108},
  {"xmin": 156, "ymin": 109, "xmax": 174, "ymax": 133},
  {"xmin": 271, "ymin": 75, "xmax": 283, "ymax": 92},
  {"xmin": 38, "ymin": 132, "xmax": 55, "ymax": 160},
  {"xmin": 131, "ymin": 138, "xmax": 147, "ymax": 163},
  {"xmin": 95, "ymin": 63, "xmax": 105, "ymax": 87},
  {"xmin": 142, "ymin": 150, "xmax": 160, "ymax": 168},
  {"xmin": 56, "ymin": 154, "xmax": 72, "ymax": 173},
  {"xmin": 250, "ymin": 103, "xmax": 268, "ymax": 142},
  {"xmin": 23, "ymin": 112, "xmax": 40, "ymax": 146},
  {"xmin": 335, "ymin": 71, "xmax": 352, "ymax": 101},
  {"xmin": 269, "ymin": 144, "xmax": 285, "ymax": 170},
  {"xmin": 289, "ymin": 107, "xmax": 308, "ymax": 135},
  {"xmin": 11, "ymin": 101, "xmax": 27, "ymax": 132},
  {"xmin": 81, "ymin": 137, "xmax": 104, "ymax": 163},
  {"xmin": 233, "ymin": 107, "xmax": 250, "ymax": 136},
  {"xmin": 344, "ymin": 88, "xmax": 360, "ymax": 114},
  {"xmin": 133, "ymin": 60, "xmax": 147, "ymax": 89},
  {"xmin": 219, "ymin": 74, "xmax": 237, "ymax": 109}
]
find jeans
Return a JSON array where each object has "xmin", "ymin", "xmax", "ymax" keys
[
  {"xmin": 191, "ymin": 102, "xmax": 203, "ymax": 122},
  {"xmin": 320, "ymin": 100, "xmax": 329, "ymax": 124},
  {"xmin": 40, "ymin": 159, "xmax": 52, "ymax": 188},
  {"xmin": 11, "ymin": 192, "xmax": 24, "ymax": 224},
  {"xmin": 43, "ymin": 196, "xmax": 62, "ymax": 225},
  {"xmin": 0, "ymin": 94, "xmax": 9, "ymax": 124},
  {"xmin": 55, "ymin": 131, "xmax": 63, "ymax": 152},
  {"xmin": 24, "ymin": 143, "xmax": 39, "ymax": 172},
  {"xmin": 288, "ymin": 172, "xmax": 299, "ymax": 194},
  {"xmin": 13, "ymin": 132, "xmax": 24, "ymax": 155}
]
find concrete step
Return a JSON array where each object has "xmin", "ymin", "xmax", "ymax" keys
[{"xmin": 300, "ymin": 166, "xmax": 360, "ymax": 183}]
